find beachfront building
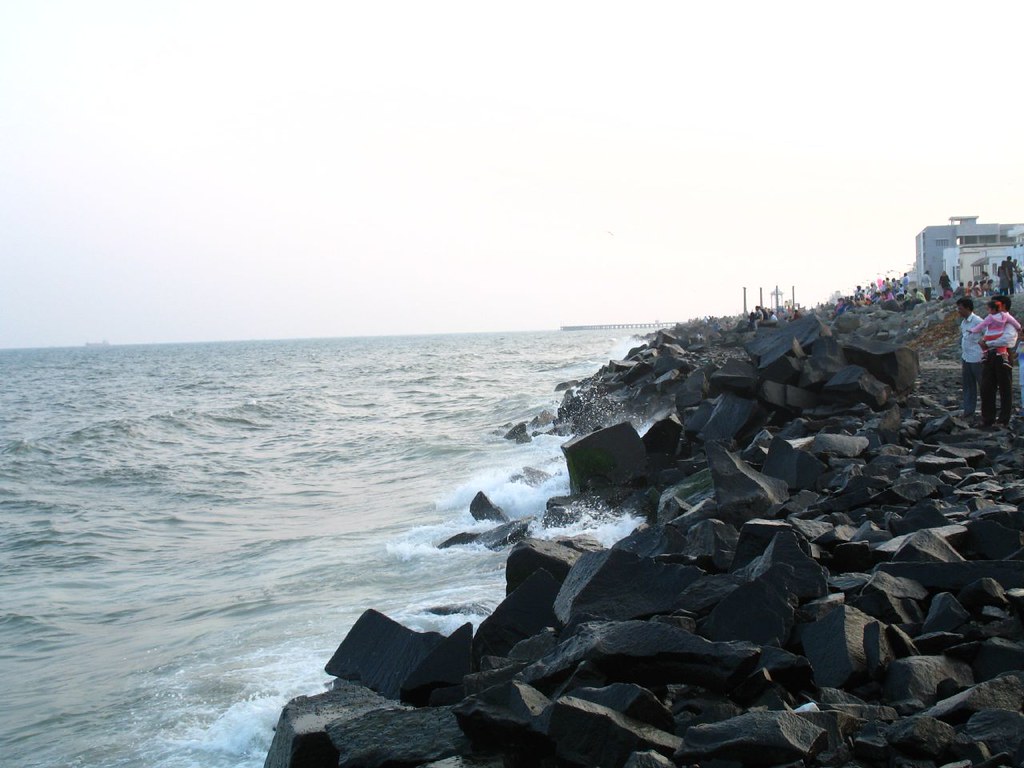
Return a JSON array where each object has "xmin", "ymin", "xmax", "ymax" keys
[{"xmin": 916, "ymin": 216, "xmax": 1023, "ymax": 287}]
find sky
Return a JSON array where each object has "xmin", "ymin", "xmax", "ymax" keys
[{"xmin": 2, "ymin": 1, "xmax": 1023, "ymax": 348}]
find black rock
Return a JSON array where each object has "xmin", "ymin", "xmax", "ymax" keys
[
  {"xmin": 553, "ymin": 548, "xmax": 703, "ymax": 626},
  {"xmin": 961, "ymin": 708, "xmax": 1024, "ymax": 758},
  {"xmin": 698, "ymin": 393, "xmax": 767, "ymax": 444},
  {"xmin": 882, "ymin": 655, "xmax": 974, "ymax": 706},
  {"xmin": 971, "ymin": 638, "xmax": 1024, "ymax": 682},
  {"xmin": 841, "ymin": 338, "xmax": 920, "ymax": 395},
  {"xmin": 676, "ymin": 710, "xmax": 828, "ymax": 765},
  {"xmin": 472, "ymin": 568, "xmax": 560, "ymax": 668},
  {"xmin": 452, "ymin": 680, "xmax": 553, "ymax": 755},
  {"xmin": 762, "ymin": 436, "xmax": 827, "ymax": 491},
  {"xmin": 923, "ymin": 673, "xmax": 1024, "ymax": 724},
  {"xmin": 705, "ymin": 441, "xmax": 789, "ymax": 526},
  {"xmin": 876, "ymin": 561, "xmax": 1024, "ymax": 591},
  {"xmin": 884, "ymin": 715, "xmax": 955, "ymax": 758},
  {"xmin": 505, "ymin": 538, "xmax": 594, "ymax": 595},
  {"xmin": 545, "ymin": 695, "xmax": 681, "ymax": 767},
  {"xmin": 733, "ymin": 529, "xmax": 828, "ymax": 601},
  {"xmin": 801, "ymin": 604, "xmax": 874, "ymax": 689},
  {"xmin": 561, "ymin": 421, "xmax": 647, "ymax": 493},
  {"xmin": 822, "ymin": 365, "xmax": 891, "ymax": 409},
  {"xmin": 519, "ymin": 619, "xmax": 760, "ymax": 695},
  {"xmin": 325, "ymin": 610, "xmax": 445, "ymax": 700},
  {"xmin": 700, "ymin": 574, "xmax": 794, "ymax": 647},
  {"xmin": 325, "ymin": 705, "xmax": 469, "ymax": 768},
  {"xmin": 892, "ymin": 529, "xmax": 967, "ymax": 564},
  {"xmin": 470, "ymin": 491, "xmax": 509, "ymax": 523},
  {"xmin": 477, "ymin": 519, "xmax": 533, "ymax": 550},
  {"xmin": 921, "ymin": 592, "xmax": 971, "ymax": 635},
  {"xmin": 400, "ymin": 622, "xmax": 472, "ymax": 706},
  {"xmin": 641, "ymin": 414, "xmax": 683, "ymax": 458},
  {"xmin": 564, "ymin": 682, "xmax": 675, "ymax": 733},
  {"xmin": 746, "ymin": 314, "xmax": 830, "ymax": 370},
  {"xmin": 264, "ymin": 682, "xmax": 392, "ymax": 768}
]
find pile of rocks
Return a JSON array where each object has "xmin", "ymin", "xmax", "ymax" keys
[{"xmin": 264, "ymin": 309, "xmax": 1024, "ymax": 768}]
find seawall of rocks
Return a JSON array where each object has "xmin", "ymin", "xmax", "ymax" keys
[{"xmin": 264, "ymin": 301, "xmax": 1024, "ymax": 768}]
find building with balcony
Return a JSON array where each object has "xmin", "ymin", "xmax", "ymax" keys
[{"xmin": 916, "ymin": 216, "xmax": 1023, "ymax": 287}]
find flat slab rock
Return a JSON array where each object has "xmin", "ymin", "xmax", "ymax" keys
[
  {"xmin": 676, "ymin": 710, "xmax": 828, "ymax": 765},
  {"xmin": 325, "ymin": 705, "xmax": 469, "ymax": 768}
]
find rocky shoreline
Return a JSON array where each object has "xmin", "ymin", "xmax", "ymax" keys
[{"xmin": 264, "ymin": 300, "xmax": 1024, "ymax": 768}]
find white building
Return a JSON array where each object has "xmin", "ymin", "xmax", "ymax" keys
[{"xmin": 916, "ymin": 216, "xmax": 1023, "ymax": 288}]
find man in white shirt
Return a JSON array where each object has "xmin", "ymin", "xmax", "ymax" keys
[
  {"xmin": 921, "ymin": 271, "xmax": 934, "ymax": 301},
  {"xmin": 956, "ymin": 297, "xmax": 984, "ymax": 422}
]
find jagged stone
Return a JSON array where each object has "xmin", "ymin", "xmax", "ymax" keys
[
  {"xmin": 505, "ymin": 538, "xmax": 593, "ymax": 594},
  {"xmin": 762, "ymin": 436, "xmax": 827, "ymax": 491},
  {"xmin": 674, "ymin": 572, "xmax": 743, "ymax": 616},
  {"xmin": 801, "ymin": 604, "xmax": 875, "ymax": 689},
  {"xmin": 656, "ymin": 469, "xmax": 715, "ymax": 524},
  {"xmin": 810, "ymin": 433, "xmax": 870, "ymax": 459},
  {"xmin": 567, "ymin": 683, "xmax": 674, "ymax": 732},
  {"xmin": 700, "ymin": 572, "xmax": 794, "ymax": 647},
  {"xmin": 921, "ymin": 592, "xmax": 970, "ymax": 635},
  {"xmin": 884, "ymin": 715, "xmax": 955, "ymax": 758},
  {"xmin": 470, "ymin": 491, "xmax": 509, "ymax": 523},
  {"xmin": 676, "ymin": 710, "xmax": 828, "ymax": 765},
  {"xmin": 965, "ymin": 519, "xmax": 1024, "ymax": 560},
  {"xmin": 472, "ymin": 568, "xmax": 560, "ymax": 667},
  {"xmin": 962, "ymin": 709, "xmax": 1024, "ymax": 758},
  {"xmin": 326, "ymin": 705, "xmax": 469, "ymax": 768},
  {"xmin": 623, "ymin": 751, "xmax": 675, "ymax": 768},
  {"xmin": 672, "ymin": 518, "xmax": 738, "ymax": 572},
  {"xmin": 708, "ymin": 357, "xmax": 758, "ymax": 397},
  {"xmin": 746, "ymin": 314, "xmax": 830, "ymax": 369},
  {"xmin": 561, "ymin": 421, "xmax": 647, "ymax": 494},
  {"xmin": 553, "ymin": 548, "xmax": 703, "ymax": 626},
  {"xmin": 822, "ymin": 365, "xmax": 891, "ymax": 409},
  {"xmin": 476, "ymin": 519, "xmax": 533, "ymax": 550},
  {"xmin": 698, "ymin": 392, "xmax": 767, "ymax": 444},
  {"xmin": 519, "ymin": 619, "xmax": 760, "ymax": 695},
  {"xmin": 883, "ymin": 655, "xmax": 975, "ymax": 706},
  {"xmin": 731, "ymin": 519, "xmax": 795, "ymax": 570},
  {"xmin": 452, "ymin": 680, "xmax": 552, "ymax": 754},
  {"xmin": 800, "ymin": 335, "xmax": 848, "ymax": 389},
  {"xmin": 851, "ymin": 570, "xmax": 928, "ymax": 625},
  {"xmin": 401, "ymin": 622, "xmax": 472, "ymax": 706},
  {"xmin": 892, "ymin": 529, "xmax": 967, "ymax": 564},
  {"xmin": 876, "ymin": 561, "xmax": 1024, "ymax": 591},
  {"xmin": 889, "ymin": 501, "xmax": 952, "ymax": 536},
  {"xmin": 675, "ymin": 370, "xmax": 708, "ymax": 408},
  {"xmin": 841, "ymin": 338, "xmax": 920, "ymax": 395},
  {"xmin": 957, "ymin": 577, "xmax": 1009, "ymax": 610},
  {"xmin": 264, "ymin": 682, "xmax": 393, "ymax": 768},
  {"xmin": 325, "ymin": 610, "xmax": 445, "ymax": 699},
  {"xmin": 923, "ymin": 673, "xmax": 1024, "ymax": 724},
  {"xmin": 545, "ymin": 695, "xmax": 681, "ymax": 767},
  {"xmin": 733, "ymin": 529, "xmax": 828, "ymax": 601},
  {"xmin": 706, "ymin": 441, "xmax": 789, "ymax": 526},
  {"xmin": 641, "ymin": 414, "xmax": 683, "ymax": 457},
  {"xmin": 971, "ymin": 638, "xmax": 1024, "ymax": 682}
]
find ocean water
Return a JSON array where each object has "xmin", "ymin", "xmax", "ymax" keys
[{"xmin": 0, "ymin": 330, "xmax": 645, "ymax": 768}]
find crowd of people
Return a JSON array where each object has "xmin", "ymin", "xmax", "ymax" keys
[
  {"xmin": 833, "ymin": 257, "xmax": 1023, "ymax": 318},
  {"xmin": 830, "ymin": 259, "xmax": 1023, "ymax": 428}
]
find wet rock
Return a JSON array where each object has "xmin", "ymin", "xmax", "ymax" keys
[
  {"xmin": 561, "ymin": 421, "xmax": 646, "ymax": 494},
  {"xmin": 452, "ymin": 680, "xmax": 552, "ymax": 755},
  {"xmin": 401, "ymin": 622, "xmax": 472, "ymax": 706},
  {"xmin": 473, "ymin": 568, "xmax": 560, "ymax": 667},
  {"xmin": 326, "ymin": 705, "xmax": 469, "ymax": 768},
  {"xmin": 698, "ymin": 393, "xmax": 768, "ymax": 444},
  {"xmin": 470, "ymin": 491, "xmax": 509, "ymax": 523},
  {"xmin": 476, "ymin": 519, "xmax": 533, "ymax": 550},
  {"xmin": 325, "ymin": 610, "xmax": 445, "ymax": 699},
  {"xmin": 264, "ymin": 682, "xmax": 393, "ymax": 768},
  {"xmin": 505, "ymin": 537, "xmax": 594, "ymax": 595}
]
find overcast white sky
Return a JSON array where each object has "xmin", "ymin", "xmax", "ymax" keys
[{"xmin": 2, "ymin": 1, "xmax": 1022, "ymax": 348}]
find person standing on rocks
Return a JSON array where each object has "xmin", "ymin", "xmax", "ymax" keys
[
  {"xmin": 920, "ymin": 270, "xmax": 933, "ymax": 301},
  {"xmin": 956, "ymin": 297, "xmax": 984, "ymax": 424},
  {"xmin": 978, "ymin": 295, "xmax": 1019, "ymax": 427}
]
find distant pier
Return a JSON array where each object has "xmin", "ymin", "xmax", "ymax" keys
[{"xmin": 560, "ymin": 322, "xmax": 678, "ymax": 331}]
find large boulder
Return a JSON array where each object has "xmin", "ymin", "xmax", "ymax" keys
[
  {"xmin": 706, "ymin": 442, "xmax": 789, "ymax": 527},
  {"xmin": 801, "ymin": 605, "xmax": 875, "ymax": 689},
  {"xmin": 561, "ymin": 422, "xmax": 646, "ymax": 494},
  {"xmin": 840, "ymin": 338, "xmax": 920, "ymax": 395},
  {"xmin": 745, "ymin": 314, "xmax": 830, "ymax": 370},
  {"xmin": 676, "ymin": 710, "xmax": 828, "ymax": 765},
  {"xmin": 325, "ymin": 705, "xmax": 469, "ymax": 768},
  {"xmin": 400, "ymin": 622, "xmax": 473, "ymax": 706},
  {"xmin": 544, "ymin": 695, "xmax": 681, "ymax": 767},
  {"xmin": 263, "ymin": 682, "xmax": 392, "ymax": 768},
  {"xmin": 553, "ymin": 548, "xmax": 703, "ymax": 626},
  {"xmin": 324, "ymin": 610, "xmax": 445, "ymax": 700},
  {"xmin": 470, "ymin": 491, "xmax": 509, "ymax": 523},
  {"xmin": 761, "ymin": 437, "xmax": 827, "ymax": 491},
  {"xmin": 697, "ymin": 393, "xmax": 767, "ymax": 444},
  {"xmin": 519, "ymin": 619, "xmax": 760, "ymax": 695},
  {"xmin": 505, "ymin": 538, "xmax": 596, "ymax": 595},
  {"xmin": 473, "ymin": 568, "xmax": 561, "ymax": 667}
]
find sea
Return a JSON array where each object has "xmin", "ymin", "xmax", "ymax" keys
[{"xmin": 0, "ymin": 330, "xmax": 647, "ymax": 768}]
